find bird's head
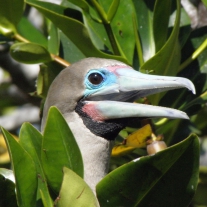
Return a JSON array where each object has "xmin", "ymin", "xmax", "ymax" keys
[{"xmin": 42, "ymin": 57, "xmax": 195, "ymax": 140}]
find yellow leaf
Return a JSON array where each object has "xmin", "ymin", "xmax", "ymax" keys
[
  {"xmin": 112, "ymin": 144, "xmax": 135, "ymax": 157},
  {"xmin": 125, "ymin": 124, "xmax": 152, "ymax": 148},
  {"xmin": 111, "ymin": 124, "xmax": 152, "ymax": 157}
]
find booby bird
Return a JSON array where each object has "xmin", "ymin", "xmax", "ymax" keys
[{"xmin": 41, "ymin": 57, "xmax": 195, "ymax": 192}]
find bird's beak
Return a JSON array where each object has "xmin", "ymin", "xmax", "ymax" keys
[{"xmin": 83, "ymin": 67, "xmax": 195, "ymax": 121}]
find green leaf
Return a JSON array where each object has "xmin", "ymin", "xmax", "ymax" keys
[
  {"xmin": 141, "ymin": 0, "xmax": 181, "ymax": 76},
  {"xmin": 0, "ymin": 168, "xmax": 17, "ymax": 207},
  {"xmin": 100, "ymin": 0, "xmax": 136, "ymax": 64},
  {"xmin": 141, "ymin": 0, "xmax": 181, "ymax": 105},
  {"xmin": 42, "ymin": 107, "xmax": 83, "ymax": 193},
  {"xmin": 82, "ymin": 12, "xmax": 112, "ymax": 52},
  {"xmin": 56, "ymin": 167, "xmax": 99, "ymax": 207},
  {"xmin": 182, "ymin": 91, "xmax": 207, "ymax": 110},
  {"xmin": 107, "ymin": 0, "xmax": 120, "ymax": 22},
  {"xmin": 37, "ymin": 61, "xmax": 63, "ymax": 99},
  {"xmin": 0, "ymin": 18, "xmax": 17, "ymax": 37},
  {"xmin": 59, "ymin": 31, "xmax": 86, "ymax": 63},
  {"xmin": 17, "ymin": 17, "xmax": 48, "ymax": 48},
  {"xmin": 10, "ymin": 42, "xmax": 52, "ymax": 64},
  {"xmin": 26, "ymin": 0, "xmax": 128, "ymax": 63},
  {"xmin": 66, "ymin": 0, "xmax": 111, "ymax": 51},
  {"xmin": 159, "ymin": 27, "xmax": 207, "ymax": 118},
  {"xmin": 47, "ymin": 21, "xmax": 60, "ymax": 55},
  {"xmin": 67, "ymin": 0, "xmax": 102, "ymax": 23},
  {"xmin": 153, "ymin": 0, "xmax": 171, "ymax": 52},
  {"xmin": 1, "ymin": 127, "xmax": 37, "ymax": 207},
  {"xmin": 133, "ymin": 0, "xmax": 155, "ymax": 62},
  {"xmin": 19, "ymin": 123, "xmax": 53, "ymax": 207},
  {"xmin": 97, "ymin": 134, "xmax": 199, "ymax": 207},
  {"xmin": 0, "ymin": 0, "xmax": 24, "ymax": 36},
  {"xmin": 67, "ymin": 0, "xmax": 90, "ymax": 11},
  {"xmin": 175, "ymin": 8, "xmax": 191, "ymax": 48}
]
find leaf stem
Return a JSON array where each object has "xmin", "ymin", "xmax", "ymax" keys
[
  {"xmin": 90, "ymin": 0, "xmax": 108, "ymax": 23},
  {"xmin": 104, "ymin": 24, "xmax": 120, "ymax": 55},
  {"xmin": 13, "ymin": 33, "xmax": 30, "ymax": 43},
  {"xmin": 51, "ymin": 54, "xmax": 70, "ymax": 67},
  {"xmin": 90, "ymin": 0, "xmax": 121, "ymax": 55},
  {"xmin": 179, "ymin": 38, "xmax": 207, "ymax": 72},
  {"xmin": 13, "ymin": 33, "xmax": 70, "ymax": 67}
]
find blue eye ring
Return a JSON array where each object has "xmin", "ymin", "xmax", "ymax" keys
[
  {"xmin": 85, "ymin": 70, "xmax": 106, "ymax": 88},
  {"xmin": 84, "ymin": 69, "xmax": 117, "ymax": 98}
]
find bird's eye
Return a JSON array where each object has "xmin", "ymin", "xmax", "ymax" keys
[{"xmin": 88, "ymin": 73, "xmax": 103, "ymax": 85}]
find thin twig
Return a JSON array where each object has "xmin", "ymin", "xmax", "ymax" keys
[
  {"xmin": 90, "ymin": 0, "xmax": 121, "ymax": 55},
  {"xmin": 13, "ymin": 33, "xmax": 30, "ymax": 43},
  {"xmin": 51, "ymin": 54, "xmax": 70, "ymax": 67},
  {"xmin": 179, "ymin": 38, "xmax": 207, "ymax": 72},
  {"xmin": 13, "ymin": 33, "xmax": 70, "ymax": 67}
]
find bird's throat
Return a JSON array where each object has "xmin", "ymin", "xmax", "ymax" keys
[{"xmin": 75, "ymin": 100, "xmax": 126, "ymax": 140}]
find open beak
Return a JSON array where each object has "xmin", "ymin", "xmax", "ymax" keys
[{"xmin": 83, "ymin": 67, "xmax": 195, "ymax": 121}]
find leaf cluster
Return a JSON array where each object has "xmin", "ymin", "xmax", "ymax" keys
[
  {"xmin": 0, "ymin": 0, "xmax": 207, "ymax": 206},
  {"xmin": 0, "ymin": 107, "xmax": 200, "ymax": 207}
]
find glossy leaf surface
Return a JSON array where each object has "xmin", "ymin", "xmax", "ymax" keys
[
  {"xmin": 47, "ymin": 21, "xmax": 59, "ymax": 55},
  {"xmin": 153, "ymin": 0, "xmax": 171, "ymax": 52},
  {"xmin": 107, "ymin": 0, "xmax": 120, "ymax": 22},
  {"xmin": 100, "ymin": 0, "xmax": 136, "ymax": 64},
  {"xmin": 141, "ymin": 0, "xmax": 181, "ymax": 105},
  {"xmin": 17, "ymin": 17, "xmax": 48, "ymax": 48},
  {"xmin": 82, "ymin": 11, "xmax": 112, "ymax": 52},
  {"xmin": 10, "ymin": 42, "xmax": 52, "ymax": 64},
  {"xmin": 42, "ymin": 107, "xmax": 83, "ymax": 193},
  {"xmin": 0, "ymin": 0, "xmax": 24, "ymax": 36},
  {"xmin": 133, "ymin": 0, "xmax": 155, "ymax": 62},
  {"xmin": 26, "ymin": 0, "xmax": 128, "ymax": 63},
  {"xmin": 59, "ymin": 31, "xmax": 86, "ymax": 63},
  {"xmin": 97, "ymin": 134, "xmax": 199, "ymax": 207},
  {"xmin": 1, "ymin": 128, "xmax": 37, "ymax": 207},
  {"xmin": 141, "ymin": 0, "xmax": 180, "ymax": 76},
  {"xmin": 57, "ymin": 167, "xmax": 99, "ymax": 207},
  {"xmin": 19, "ymin": 123, "xmax": 53, "ymax": 207},
  {"xmin": 65, "ymin": 0, "xmax": 112, "ymax": 52}
]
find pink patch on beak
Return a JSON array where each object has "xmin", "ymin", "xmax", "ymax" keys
[
  {"xmin": 106, "ymin": 65, "xmax": 132, "ymax": 74},
  {"xmin": 82, "ymin": 102, "xmax": 105, "ymax": 122}
]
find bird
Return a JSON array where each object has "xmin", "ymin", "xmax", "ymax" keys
[{"xmin": 41, "ymin": 57, "xmax": 195, "ymax": 192}]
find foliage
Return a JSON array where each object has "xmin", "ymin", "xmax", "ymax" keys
[{"xmin": 0, "ymin": 0, "xmax": 206, "ymax": 206}]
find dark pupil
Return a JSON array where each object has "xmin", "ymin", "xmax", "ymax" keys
[{"xmin": 88, "ymin": 73, "xmax": 103, "ymax": 85}]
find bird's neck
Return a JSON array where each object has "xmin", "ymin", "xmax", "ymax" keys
[{"xmin": 64, "ymin": 112, "xmax": 114, "ymax": 192}]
